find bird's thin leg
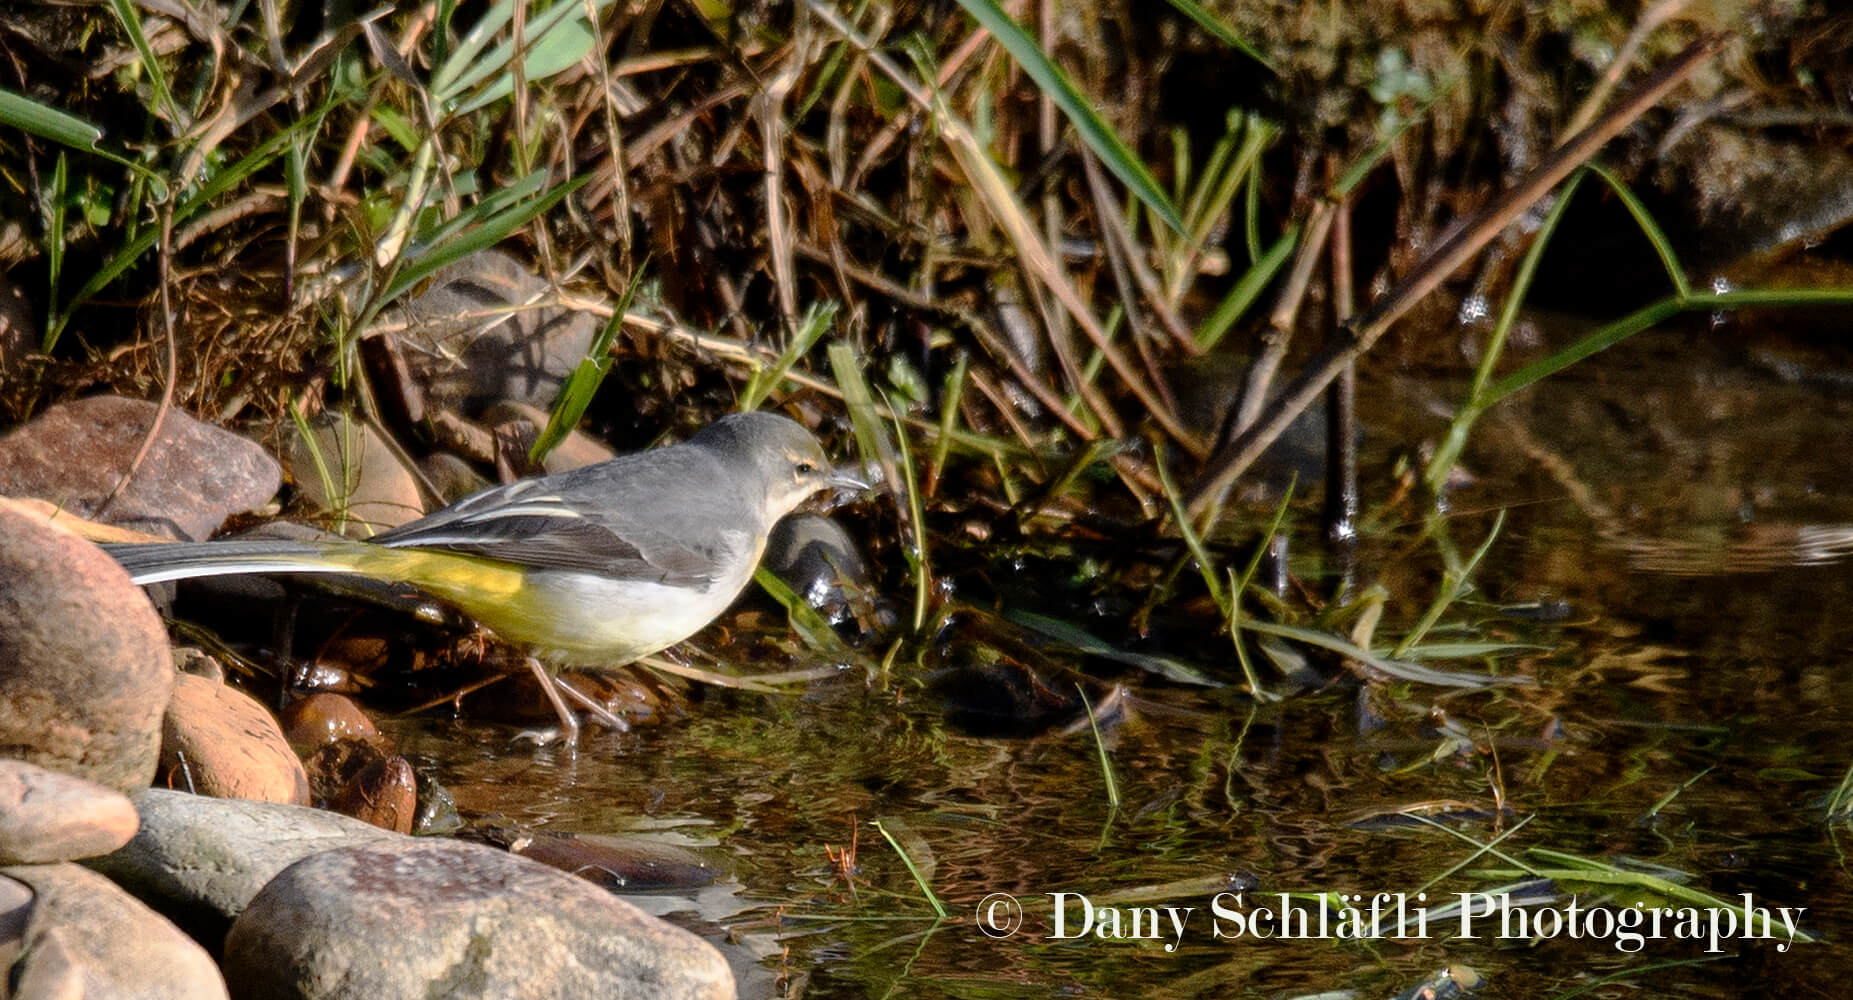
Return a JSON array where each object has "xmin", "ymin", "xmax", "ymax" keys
[
  {"xmin": 526, "ymin": 657, "xmax": 580, "ymax": 748},
  {"xmin": 552, "ymin": 677, "xmax": 630, "ymax": 733}
]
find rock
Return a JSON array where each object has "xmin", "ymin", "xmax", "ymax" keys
[
  {"xmin": 286, "ymin": 412, "xmax": 426, "ymax": 536},
  {"xmin": 1, "ymin": 863, "xmax": 228, "ymax": 1000},
  {"xmin": 280, "ymin": 693, "xmax": 380, "ymax": 751},
  {"xmin": 764, "ymin": 512, "xmax": 890, "ymax": 636},
  {"xmin": 419, "ymin": 451, "xmax": 492, "ymax": 503},
  {"xmin": 0, "ymin": 395, "xmax": 280, "ymax": 541},
  {"xmin": 503, "ymin": 831, "xmax": 723, "ymax": 891},
  {"xmin": 0, "ymin": 759, "xmax": 138, "ymax": 864},
  {"xmin": 0, "ymin": 507, "xmax": 172, "ymax": 793},
  {"xmin": 223, "ymin": 839, "xmax": 734, "ymax": 1000},
  {"xmin": 383, "ymin": 249, "xmax": 600, "ymax": 414},
  {"xmin": 328, "ymin": 755, "xmax": 417, "ymax": 834},
  {"xmin": 160, "ymin": 673, "xmax": 310, "ymax": 805},
  {"xmin": 85, "ymin": 788, "xmax": 401, "ymax": 942}
]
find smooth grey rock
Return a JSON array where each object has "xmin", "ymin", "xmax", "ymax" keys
[
  {"xmin": 0, "ymin": 508, "xmax": 172, "ymax": 793},
  {"xmin": 383, "ymin": 249, "xmax": 599, "ymax": 414},
  {"xmin": 0, "ymin": 395, "xmax": 281, "ymax": 541},
  {"xmin": 0, "ymin": 759, "xmax": 139, "ymax": 864},
  {"xmin": 85, "ymin": 788, "xmax": 399, "ymax": 942},
  {"xmin": 223, "ymin": 839, "xmax": 734, "ymax": 1000},
  {"xmin": 2, "ymin": 864, "xmax": 228, "ymax": 1000}
]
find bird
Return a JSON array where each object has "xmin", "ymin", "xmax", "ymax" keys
[{"xmin": 105, "ymin": 411, "xmax": 863, "ymax": 745}]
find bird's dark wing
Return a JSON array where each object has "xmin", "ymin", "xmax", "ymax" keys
[{"xmin": 367, "ymin": 456, "xmax": 743, "ymax": 586}]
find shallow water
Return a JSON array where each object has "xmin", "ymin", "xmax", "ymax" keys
[{"xmin": 384, "ymin": 318, "xmax": 1853, "ymax": 998}]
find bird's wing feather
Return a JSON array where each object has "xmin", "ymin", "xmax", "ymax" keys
[{"xmin": 368, "ymin": 450, "xmax": 750, "ymax": 586}]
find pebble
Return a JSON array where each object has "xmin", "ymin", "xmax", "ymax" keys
[
  {"xmin": 222, "ymin": 838, "xmax": 735, "ymax": 1000},
  {"xmin": 327, "ymin": 755, "xmax": 418, "ymax": 834},
  {"xmin": 0, "ymin": 395, "xmax": 280, "ymax": 541},
  {"xmin": 0, "ymin": 759, "xmax": 139, "ymax": 865},
  {"xmin": 0, "ymin": 507, "xmax": 173, "ymax": 793},
  {"xmin": 1, "ymin": 863, "xmax": 228, "ymax": 999},
  {"xmin": 160, "ymin": 672, "xmax": 311, "ymax": 805},
  {"xmin": 281, "ymin": 692, "xmax": 381, "ymax": 750}
]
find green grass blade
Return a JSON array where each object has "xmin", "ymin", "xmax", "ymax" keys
[
  {"xmin": 451, "ymin": 5, "xmax": 605, "ymax": 114},
  {"xmin": 47, "ymin": 95, "xmax": 335, "ymax": 346},
  {"xmin": 530, "ymin": 262, "xmax": 645, "ymax": 463},
  {"xmin": 1007, "ymin": 610, "xmax": 1222, "ymax": 686},
  {"xmin": 1483, "ymin": 296, "xmax": 1684, "ymax": 403},
  {"xmin": 1587, "ymin": 163, "xmax": 1689, "ymax": 299},
  {"xmin": 377, "ymin": 174, "xmax": 589, "ymax": 307},
  {"xmin": 1240, "ymin": 619, "xmax": 1519, "ymax": 689},
  {"xmin": 873, "ymin": 819, "xmax": 947, "ymax": 918},
  {"xmin": 1423, "ymin": 170, "xmax": 1586, "ymax": 494},
  {"xmin": 928, "ymin": 353, "xmax": 968, "ymax": 490},
  {"xmin": 1077, "ymin": 684, "xmax": 1121, "ymax": 810},
  {"xmin": 1229, "ymin": 475, "xmax": 1294, "ymax": 698},
  {"xmin": 0, "ymin": 88, "xmax": 103, "ymax": 148},
  {"xmin": 431, "ymin": 0, "xmax": 519, "ymax": 98},
  {"xmin": 1391, "ymin": 510, "xmax": 1505, "ymax": 659},
  {"xmin": 953, "ymin": 0, "xmax": 1184, "ymax": 234},
  {"xmin": 1157, "ymin": 0, "xmax": 1274, "ymax": 72},
  {"xmin": 1194, "ymin": 222, "xmax": 1298, "ymax": 348},
  {"xmin": 753, "ymin": 566, "xmax": 861, "ymax": 664},
  {"xmin": 106, "ymin": 0, "xmax": 182, "ymax": 127},
  {"xmin": 46, "ymin": 153, "xmax": 66, "ymax": 323},
  {"xmin": 1155, "ymin": 443, "xmax": 1225, "ymax": 609},
  {"xmin": 742, "ymin": 301, "xmax": 836, "ymax": 410}
]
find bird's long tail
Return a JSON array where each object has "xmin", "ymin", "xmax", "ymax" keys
[{"xmin": 103, "ymin": 539, "xmax": 389, "ymax": 585}]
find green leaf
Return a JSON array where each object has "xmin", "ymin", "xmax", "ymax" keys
[{"xmin": 953, "ymin": 0, "xmax": 1185, "ymax": 234}]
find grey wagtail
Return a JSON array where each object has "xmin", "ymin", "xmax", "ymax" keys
[{"xmin": 104, "ymin": 411, "xmax": 863, "ymax": 744}]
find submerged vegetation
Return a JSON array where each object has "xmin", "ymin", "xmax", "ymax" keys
[{"xmin": 4, "ymin": 0, "xmax": 1853, "ymax": 994}]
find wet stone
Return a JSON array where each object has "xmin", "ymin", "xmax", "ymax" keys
[
  {"xmin": 84, "ymin": 788, "xmax": 401, "ymax": 943},
  {"xmin": 0, "ymin": 759, "xmax": 138, "ymax": 865},
  {"xmin": 281, "ymin": 692, "xmax": 381, "ymax": 751},
  {"xmin": 0, "ymin": 508, "xmax": 172, "ymax": 794},
  {"xmin": 503, "ymin": 831, "xmax": 724, "ymax": 892},
  {"xmin": 0, "ymin": 395, "xmax": 280, "ymax": 541},
  {"xmin": 160, "ymin": 672, "xmax": 310, "ymax": 805},
  {"xmin": 764, "ymin": 512, "xmax": 890, "ymax": 636},
  {"xmin": 2, "ymin": 863, "xmax": 228, "ymax": 1000},
  {"xmin": 327, "ymin": 754, "xmax": 417, "ymax": 834},
  {"xmin": 222, "ymin": 839, "xmax": 735, "ymax": 1000}
]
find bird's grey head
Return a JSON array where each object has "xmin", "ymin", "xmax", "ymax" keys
[{"xmin": 691, "ymin": 412, "xmax": 856, "ymax": 521}]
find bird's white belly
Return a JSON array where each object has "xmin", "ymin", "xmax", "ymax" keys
[{"xmin": 471, "ymin": 569, "xmax": 747, "ymax": 667}]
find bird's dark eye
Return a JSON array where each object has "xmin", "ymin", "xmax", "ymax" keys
[{"xmin": 796, "ymin": 461, "xmax": 816, "ymax": 475}]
